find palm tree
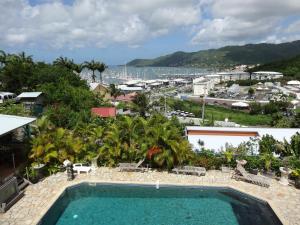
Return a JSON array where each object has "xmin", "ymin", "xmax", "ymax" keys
[
  {"xmin": 97, "ymin": 62, "xmax": 107, "ymax": 84},
  {"xmin": 83, "ymin": 60, "xmax": 99, "ymax": 83},
  {"xmin": 99, "ymin": 124, "xmax": 123, "ymax": 166},
  {"xmin": 132, "ymin": 92, "xmax": 150, "ymax": 117},
  {"xmin": 53, "ymin": 56, "xmax": 70, "ymax": 68},
  {"xmin": 72, "ymin": 62, "xmax": 83, "ymax": 75},
  {"xmin": 109, "ymin": 84, "xmax": 123, "ymax": 100},
  {"xmin": 18, "ymin": 51, "xmax": 33, "ymax": 64},
  {"xmin": 146, "ymin": 119, "xmax": 192, "ymax": 169},
  {"xmin": 0, "ymin": 50, "xmax": 7, "ymax": 67}
]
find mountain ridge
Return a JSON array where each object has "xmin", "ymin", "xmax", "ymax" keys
[{"xmin": 128, "ymin": 40, "xmax": 300, "ymax": 68}]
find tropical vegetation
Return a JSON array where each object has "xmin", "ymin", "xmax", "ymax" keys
[
  {"xmin": 30, "ymin": 114, "xmax": 193, "ymax": 173},
  {"xmin": 249, "ymin": 54, "xmax": 300, "ymax": 79}
]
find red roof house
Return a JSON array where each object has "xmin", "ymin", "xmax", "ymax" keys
[{"xmin": 91, "ymin": 107, "xmax": 116, "ymax": 118}]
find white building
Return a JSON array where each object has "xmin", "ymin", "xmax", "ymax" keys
[
  {"xmin": 217, "ymin": 72, "xmax": 250, "ymax": 81},
  {"xmin": 204, "ymin": 74, "xmax": 222, "ymax": 84},
  {"xmin": 117, "ymin": 85, "xmax": 143, "ymax": 93},
  {"xmin": 287, "ymin": 80, "xmax": 300, "ymax": 86},
  {"xmin": 186, "ymin": 126, "xmax": 300, "ymax": 153},
  {"xmin": 193, "ymin": 77, "xmax": 215, "ymax": 96},
  {"xmin": 251, "ymin": 71, "xmax": 283, "ymax": 80}
]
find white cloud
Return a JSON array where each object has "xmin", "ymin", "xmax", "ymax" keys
[
  {"xmin": 0, "ymin": 0, "xmax": 201, "ymax": 49},
  {"xmin": 1, "ymin": 0, "xmax": 300, "ymax": 50},
  {"xmin": 191, "ymin": 0, "xmax": 300, "ymax": 47}
]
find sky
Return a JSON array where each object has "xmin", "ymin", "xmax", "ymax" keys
[{"xmin": 1, "ymin": 0, "xmax": 300, "ymax": 65}]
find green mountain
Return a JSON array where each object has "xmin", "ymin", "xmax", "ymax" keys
[
  {"xmin": 248, "ymin": 54, "xmax": 300, "ymax": 78},
  {"xmin": 128, "ymin": 40, "xmax": 300, "ymax": 68}
]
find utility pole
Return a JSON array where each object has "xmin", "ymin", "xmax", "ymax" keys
[
  {"xmin": 201, "ymin": 86, "xmax": 207, "ymax": 123},
  {"xmin": 164, "ymin": 95, "xmax": 167, "ymax": 115}
]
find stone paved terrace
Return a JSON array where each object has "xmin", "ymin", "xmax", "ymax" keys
[{"xmin": 1, "ymin": 167, "xmax": 300, "ymax": 225}]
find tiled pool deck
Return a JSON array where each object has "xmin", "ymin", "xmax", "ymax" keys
[{"xmin": 1, "ymin": 167, "xmax": 300, "ymax": 225}]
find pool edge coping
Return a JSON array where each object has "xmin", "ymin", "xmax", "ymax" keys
[{"xmin": 34, "ymin": 179, "xmax": 287, "ymax": 225}]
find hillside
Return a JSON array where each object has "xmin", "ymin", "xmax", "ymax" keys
[
  {"xmin": 248, "ymin": 55, "xmax": 300, "ymax": 78},
  {"xmin": 128, "ymin": 40, "xmax": 300, "ymax": 68}
]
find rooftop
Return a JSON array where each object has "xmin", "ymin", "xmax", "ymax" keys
[
  {"xmin": 89, "ymin": 83, "xmax": 108, "ymax": 91},
  {"xmin": 91, "ymin": 107, "xmax": 116, "ymax": 118},
  {"xmin": 0, "ymin": 114, "xmax": 36, "ymax": 137},
  {"xmin": 217, "ymin": 72, "xmax": 249, "ymax": 75},
  {"xmin": 17, "ymin": 92, "xmax": 42, "ymax": 98},
  {"xmin": 252, "ymin": 71, "xmax": 283, "ymax": 75}
]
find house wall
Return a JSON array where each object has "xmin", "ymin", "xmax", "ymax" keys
[{"xmin": 186, "ymin": 127, "xmax": 300, "ymax": 153}]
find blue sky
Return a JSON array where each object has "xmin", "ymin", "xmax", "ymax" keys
[{"xmin": 1, "ymin": 0, "xmax": 300, "ymax": 65}]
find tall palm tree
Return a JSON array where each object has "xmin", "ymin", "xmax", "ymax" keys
[
  {"xmin": 53, "ymin": 56, "xmax": 70, "ymax": 68},
  {"xmin": 97, "ymin": 62, "xmax": 107, "ymax": 84},
  {"xmin": 83, "ymin": 60, "xmax": 99, "ymax": 82},
  {"xmin": 54, "ymin": 56, "xmax": 82, "ymax": 75}
]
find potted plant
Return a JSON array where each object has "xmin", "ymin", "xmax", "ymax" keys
[
  {"xmin": 245, "ymin": 156, "xmax": 260, "ymax": 175},
  {"xmin": 260, "ymin": 153, "xmax": 275, "ymax": 178},
  {"xmin": 291, "ymin": 169, "xmax": 300, "ymax": 189},
  {"xmin": 221, "ymin": 147, "xmax": 234, "ymax": 173}
]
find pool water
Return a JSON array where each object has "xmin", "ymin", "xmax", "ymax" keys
[{"xmin": 39, "ymin": 183, "xmax": 282, "ymax": 225}]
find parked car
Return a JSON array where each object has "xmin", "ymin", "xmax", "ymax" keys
[
  {"xmin": 73, "ymin": 163, "xmax": 91, "ymax": 173},
  {"xmin": 0, "ymin": 92, "xmax": 16, "ymax": 104}
]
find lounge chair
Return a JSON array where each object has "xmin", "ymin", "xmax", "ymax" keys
[
  {"xmin": 118, "ymin": 159, "xmax": 146, "ymax": 172},
  {"xmin": 233, "ymin": 164, "xmax": 270, "ymax": 188},
  {"xmin": 172, "ymin": 166, "xmax": 206, "ymax": 176}
]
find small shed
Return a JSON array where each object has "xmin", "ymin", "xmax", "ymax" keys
[{"xmin": 17, "ymin": 92, "xmax": 44, "ymax": 113}]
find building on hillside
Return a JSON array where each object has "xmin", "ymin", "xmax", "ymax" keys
[
  {"xmin": 193, "ymin": 77, "xmax": 215, "ymax": 96},
  {"xmin": 112, "ymin": 92, "xmax": 137, "ymax": 103},
  {"xmin": 125, "ymin": 80, "xmax": 147, "ymax": 89},
  {"xmin": 287, "ymin": 80, "xmax": 300, "ymax": 86},
  {"xmin": 117, "ymin": 85, "xmax": 143, "ymax": 93},
  {"xmin": 217, "ymin": 72, "xmax": 250, "ymax": 81},
  {"xmin": 251, "ymin": 71, "xmax": 283, "ymax": 80},
  {"xmin": 170, "ymin": 78, "xmax": 190, "ymax": 86},
  {"xmin": 16, "ymin": 92, "xmax": 44, "ymax": 114},
  {"xmin": 185, "ymin": 126, "xmax": 300, "ymax": 153},
  {"xmin": 89, "ymin": 83, "xmax": 111, "ymax": 99},
  {"xmin": 204, "ymin": 74, "xmax": 223, "ymax": 84},
  {"xmin": 91, "ymin": 107, "xmax": 116, "ymax": 118}
]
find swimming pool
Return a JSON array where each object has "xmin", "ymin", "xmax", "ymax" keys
[{"xmin": 39, "ymin": 183, "xmax": 282, "ymax": 225}]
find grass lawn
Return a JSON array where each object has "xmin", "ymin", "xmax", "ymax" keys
[{"xmin": 167, "ymin": 99, "xmax": 272, "ymax": 126}]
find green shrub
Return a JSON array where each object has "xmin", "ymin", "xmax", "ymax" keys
[
  {"xmin": 193, "ymin": 149, "xmax": 225, "ymax": 169},
  {"xmin": 243, "ymin": 156, "xmax": 262, "ymax": 170}
]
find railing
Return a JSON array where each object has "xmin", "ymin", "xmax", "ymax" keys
[{"xmin": 0, "ymin": 176, "xmax": 24, "ymax": 213}]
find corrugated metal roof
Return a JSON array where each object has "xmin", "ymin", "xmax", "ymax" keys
[
  {"xmin": 17, "ymin": 92, "xmax": 42, "ymax": 98},
  {"xmin": 0, "ymin": 114, "xmax": 36, "ymax": 136},
  {"xmin": 91, "ymin": 107, "xmax": 116, "ymax": 118}
]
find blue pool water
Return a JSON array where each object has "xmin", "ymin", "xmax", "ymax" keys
[{"xmin": 39, "ymin": 183, "xmax": 282, "ymax": 225}]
